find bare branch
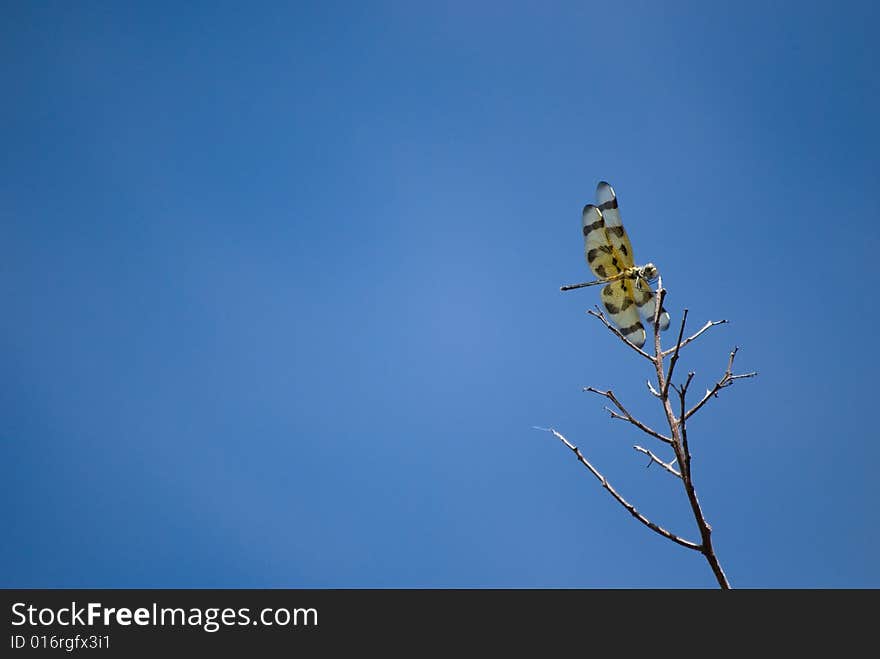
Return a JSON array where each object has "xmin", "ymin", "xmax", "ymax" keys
[
  {"xmin": 685, "ymin": 347, "xmax": 758, "ymax": 420},
  {"xmin": 649, "ymin": 282, "xmax": 669, "ymax": 401},
  {"xmin": 661, "ymin": 319, "xmax": 728, "ymax": 357},
  {"xmin": 648, "ymin": 282, "xmax": 668, "ymax": 391},
  {"xmin": 680, "ymin": 372, "xmax": 695, "ymax": 397},
  {"xmin": 662, "ymin": 308, "xmax": 689, "ymax": 399},
  {"xmin": 645, "ymin": 285, "xmax": 732, "ymax": 588},
  {"xmin": 537, "ymin": 427, "xmax": 700, "ymax": 551},
  {"xmin": 727, "ymin": 373, "xmax": 759, "ymax": 382},
  {"xmin": 554, "ymin": 238, "xmax": 754, "ymax": 588},
  {"xmin": 633, "ymin": 445, "xmax": 681, "ymax": 478},
  {"xmin": 586, "ymin": 307, "xmax": 653, "ymax": 361},
  {"xmin": 584, "ymin": 387, "xmax": 672, "ymax": 444},
  {"xmin": 678, "ymin": 372, "xmax": 695, "ymax": 481}
]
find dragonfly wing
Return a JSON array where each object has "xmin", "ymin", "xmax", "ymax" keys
[
  {"xmin": 601, "ymin": 279, "xmax": 646, "ymax": 347},
  {"xmin": 582, "ymin": 205, "xmax": 622, "ymax": 280},
  {"xmin": 596, "ymin": 181, "xmax": 635, "ymax": 269},
  {"xmin": 633, "ymin": 276, "xmax": 671, "ymax": 331}
]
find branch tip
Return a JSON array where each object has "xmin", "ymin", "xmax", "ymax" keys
[{"xmin": 544, "ymin": 428, "xmax": 698, "ymax": 550}]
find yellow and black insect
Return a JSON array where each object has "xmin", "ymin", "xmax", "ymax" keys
[{"xmin": 561, "ymin": 181, "xmax": 670, "ymax": 348}]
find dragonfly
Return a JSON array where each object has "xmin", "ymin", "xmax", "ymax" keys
[{"xmin": 561, "ymin": 181, "xmax": 670, "ymax": 348}]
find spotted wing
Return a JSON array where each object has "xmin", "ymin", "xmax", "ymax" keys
[
  {"xmin": 601, "ymin": 278, "xmax": 646, "ymax": 347},
  {"xmin": 596, "ymin": 181, "xmax": 635, "ymax": 269},
  {"xmin": 633, "ymin": 276, "xmax": 671, "ymax": 331},
  {"xmin": 582, "ymin": 204, "xmax": 623, "ymax": 280}
]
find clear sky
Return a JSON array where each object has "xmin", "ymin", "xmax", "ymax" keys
[{"xmin": 2, "ymin": 1, "xmax": 878, "ymax": 588}]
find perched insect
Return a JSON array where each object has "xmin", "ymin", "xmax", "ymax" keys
[{"xmin": 561, "ymin": 181, "xmax": 670, "ymax": 348}]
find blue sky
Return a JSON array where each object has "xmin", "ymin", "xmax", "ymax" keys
[{"xmin": 2, "ymin": 1, "xmax": 878, "ymax": 588}]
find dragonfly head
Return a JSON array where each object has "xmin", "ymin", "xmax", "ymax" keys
[{"xmin": 640, "ymin": 263, "xmax": 659, "ymax": 282}]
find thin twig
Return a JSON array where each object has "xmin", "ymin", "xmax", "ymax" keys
[
  {"xmin": 584, "ymin": 387, "xmax": 672, "ymax": 444},
  {"xmin": 587, "ymin": 307, "xmax": 654, "ymax": 361},
  {"xmin": 650, "ymin": 284, "xmax": 669, "ymax": 404},
  {"xmin": 662, "ymin": 309, "xmax": 689, "ymax": 400},
  {"xmin": 661, "ymin": 319, "xmax": 728, "ymax": 357},
  {"xmin": 680, "ymin": 372, "xmax": 695, "ymax": 396},
  {"xmin": 633, "ymin": 445, "xmax": 681, "ymax": 478},
  {"xmin": 646, "ymin": 379, "xmax": 661, "ymax": 398},
  {"xmin": 678, "ymin": 372, "xmax": 695, "ymax": 481},
  {"xmin": 685, "ymin": 347, "xmax": 758, "ymax": 420},
  {"xmin": 537, "ymin": 427, "xmax": 700, "ymax": 551}
]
